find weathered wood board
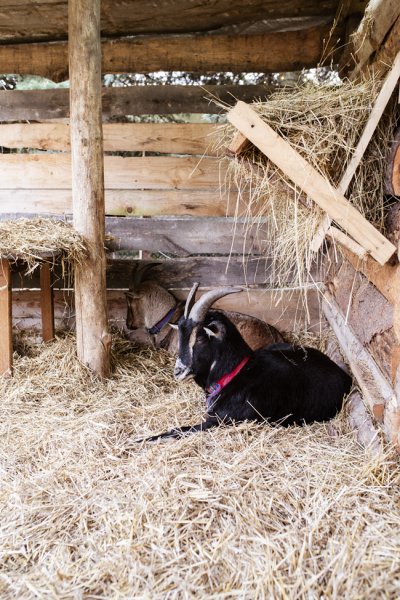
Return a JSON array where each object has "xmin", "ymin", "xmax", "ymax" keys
[
  {"xmin": 228, "ymin": 100, "xmax": 396, "ymax": 265},
  {"xmin": 0, "ymin": 189, "xmax": 249, "ymax": 218},
  {"xmin": 11, "ymin": 257, "xmax": 322, "ymax": 290},
  {"xmin": 0, "ymin": 155, "xmax": 228, "ymax": 190},
  {"xmin": 11, "ymin": 287, "xmax": 323, "ymax": 334},
  {"xmin": 0, "ymin": 85, "xmax": 271, "ymax": 121},
  {"xmin": 104, "ymin": 217, "xmax": 271, "ymax": 255},
  {"xmin": 0, "ymin": 123, "xmax": 220, "ymax": 155},
  {"xmin": 0, "ymin": 26, "xmax": 341, "ymax": 82}
]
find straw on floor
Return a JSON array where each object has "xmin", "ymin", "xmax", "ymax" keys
[{"xmin": 1, "ymin": 329, "xmax": 399, "ymax": 599}]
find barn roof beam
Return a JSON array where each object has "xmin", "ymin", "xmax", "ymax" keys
[{"xmin": 0, "ymin": 25, "xmax": 343, "ymax": 83}]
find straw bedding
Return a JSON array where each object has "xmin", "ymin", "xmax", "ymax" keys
[
  {"xmin": 1, "ymin": 330, "xmax": 400, "ymax": 599},
  {"xmin": 220, "ymin": 78, "xmax": 399, "ymax": 285},
  {"xmin": 0, "ymin": 217, "xmax": 88, "ymax": 268}
]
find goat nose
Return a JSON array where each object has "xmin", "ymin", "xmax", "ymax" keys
[{"xmin": 174, "ymin": 366, "xmax": 182, "ymax": 378}]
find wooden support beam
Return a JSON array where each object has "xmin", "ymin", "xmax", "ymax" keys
[
  {"xmin": 312, "ymin": 50, "xmax": 400, "ymax": 252},
  {"xmin": 0, "ymin": 85, "xmax": 272, "ymax": 121},
  {"xmin": 0, "ymin": 25, "xmax": 342, "ymax": 83},
  {"xmin": 345, "ymin": 389, "xmax": 382, "ymax": 456},
  {"xmin": 39, "ymin": 262, "xmax": 54, "ymax": 343},
  {"xmin": 0, "ymin": 258, "xmax": 12, "ymax": 378},
  {"xmin": 384, "ymin": 127, "xmax": 400, "ymax": 196},
  {"xmin": 0, "ymin": 123, "xmax": 220, "ymax": 155},
  {"xmin": 348, "ymin": 0, "xmax": 400, "ymax": 80},
  {"xmin": 372, "ymin": 13, "xmax": 400, "ymax": 77},
  {"xmin": 69, "ymin": 0, "xmax": 110, "ymax": 378},
  {"xmin": 227, "ymin": 101, "xmax": 396, "ymax": 265}
]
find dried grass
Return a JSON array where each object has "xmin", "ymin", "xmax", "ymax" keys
[
  {"xmin": 1, "ymin": 329, "xmax": 400, "ymax": 599},
  {"xmin": 0, "ymin": 217, "xmax": 88, "ymax": 269},
  {"xmin": 219, "ymin": 78, "xmax": 399, "ymax": 287}
]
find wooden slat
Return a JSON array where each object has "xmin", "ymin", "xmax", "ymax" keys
[
  {"xmin": 0, "ymin": 85, "xmax": 272, "ymax": 121},
  {"xmin": 0, "ymin": 258, "xmax": 13, "ymax": 378},
  {"xmin": 312, "ymin": 51, "xmax": 400, "ymax": 251},
  {"xmin": 0, "ymin": 26, "xmax": 342, "ymax": 82},
  {"xmin": 0, "ymin": 155, "xmax": 228, "ymax": 190},
  {"xmin": 0, "ymin": 189, "xmax": 249, "ymax": 217},
  {"xmin": 39, "ymin": 262, "xmax": 55, "ymax": 342},
  {"xmin": 227, "ymin": 100, "xmax": 396, "ymax": 265},
  {"xmin": 12, "ymin": 257, "xmax": 322, "ymax": 290},
  {"xmin": 11, "ymin": 287, "xmax": 323, "ymax": 333},
  {"xmin": 104, "ymin": 216, "xmax": 271, "ymax": 256},
  {"xmin": 0, "ymin": 123, "xmax": 220, "ymax": 155}
]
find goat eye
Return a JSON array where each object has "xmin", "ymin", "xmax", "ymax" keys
[{"xmin": 196, "ymin": 335, "xmax": 207, "ymax": 345}]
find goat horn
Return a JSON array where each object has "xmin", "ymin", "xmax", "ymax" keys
[
  {"xmin": 129, "ymin": 262, "xmax": 161, "ymax": 291},
  {"xmin": 189, "ymin": 287, "xmax": 243, "ymax": 323},
  {"xmin": 184, "ymin": 282, "xmax": 200, "ymax": 319}
]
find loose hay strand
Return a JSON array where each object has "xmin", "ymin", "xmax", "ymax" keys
[
  {"xmin": 1, "ymin": 330, "xmax": 400, "ymax": 599},
  {"xmin": 218, "ymin": 78, "xmax": 399, "ymax": 289}
]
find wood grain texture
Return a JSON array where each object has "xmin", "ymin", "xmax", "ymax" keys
[
  {"xmin": 372, "ymin": 13, "xmax": 400, "ymax": 77},
  {"xmin": 39, "ymin": 262, "xmax": 55, "ymax": 342},
  {"xmin": 104, "ymin": 217, "xmax": 271, "ymax": 256},
  {"xmin": 0, "ymin": 0, "xmax": 337, "ymax": 44},
  {"xmin": 0, "ymin": 259, "xmax": 13, "ymax": 378},
  {"xmin": 0, "ymin": 85, "xmax": 272, "ymax": 121},
  {"xmin": 0, "ymin": 189, "xmax": 249, "ymax": 218},
  {"xmin": 0, "ymin": 26, "xmax": 341, "ymax": 82},
  {"xmin": 384, "ymin": 127, "xmax": 400, "ymax": 196},
  {"xmin": 228, "ymin": 100, "xmax": 396, "ymax": 265},
  {"xmin": 0, "ymin": 155, "xmax": 228, "ymax": 190},
  {"xmin": 11, "ymin": 287, "xmax": 323, "ymax": 334},
  {"xmin": 69, "ymin": 0, "xmax": 110, "ymax": 378},
  {"xmin": 0, "ymin": 123, "xmax": 220, "ymax": 155},
  {"xmin": 12, "ymin": 257, "xmax": 321, "ymax": 290}
]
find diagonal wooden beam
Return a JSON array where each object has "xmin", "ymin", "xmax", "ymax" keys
[
  {"xmin": 311, "ymin": 50, "xmax": 400, "ymax": 253},
  {"xmin": 227, "ymin": 101, "xmax": 396, "ymax": 265}
]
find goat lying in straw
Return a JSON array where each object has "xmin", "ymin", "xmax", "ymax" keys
[
  {"xmin": 139, "ymin": 284, "xmax": 352, "ymax": 442},
  {"xmin": 125, "ymin": 263, "xmax": 283, "ymax": 353}
]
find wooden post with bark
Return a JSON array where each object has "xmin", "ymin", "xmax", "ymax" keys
[
  {"xmin": 68, "ymin": 0, "xmax": 111, "ymax": 378},
  {"xmin": 0, "ymin": 258, "xmax": 13, "ymax": 378}
]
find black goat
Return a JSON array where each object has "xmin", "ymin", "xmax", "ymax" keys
[{"xmin": 142, "ymin": 284, "xmax": 352, "ymax": 442}]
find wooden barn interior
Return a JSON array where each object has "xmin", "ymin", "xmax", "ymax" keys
[{"xmin": 0, "ymin": 0, "xmax": 400, "ymax": 454}]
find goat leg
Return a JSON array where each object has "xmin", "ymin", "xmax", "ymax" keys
[{"xmin": 137, "ymin": 417, "xmax": 219, "ymax": 443}]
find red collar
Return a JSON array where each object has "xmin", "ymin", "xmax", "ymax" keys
[
  {"xmin": 148, "ymin": 307, "xmax": 176, "ymax": 335},
  {"xmin": 205, "ymin": 355, "xmax": 251, "ymax": 409}
]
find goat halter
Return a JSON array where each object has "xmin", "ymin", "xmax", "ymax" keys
[
  {"xmin": 148, "ymin": 307, "xmax": 176, "ymax": 335},
  {"xmin": 205, "ymin": 355, "xmax": 251, "ymax": 409}
]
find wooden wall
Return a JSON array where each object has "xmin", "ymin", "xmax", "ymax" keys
[{"xmin": 0, "ymin": 118, "xmax": 323, "ymax": 333}]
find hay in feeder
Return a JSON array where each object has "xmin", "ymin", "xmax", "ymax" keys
[
  {"xmin": 219, "ymin": 77, "xmax": 399, "ymax": 286},
  {"xmin": 0, "ymin": 217, "xmax": 88, "ymax": 269},
  {"xmin": 1, "ymin": 329, "xmax": 400, "ymax": 599}
]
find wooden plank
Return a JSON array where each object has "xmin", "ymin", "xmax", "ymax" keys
[
  {"xmin": 227, "ymin": 100, "xmax": 396, "ymax": 265},
  {"xmin": 0, "ymin": 1, "xmax": 337, "ymax": 45},
  {"xmin": 0, "ymin": 123, "xmax": 220, "ymax": 155},
  {"xmin": 0, "ymin": 155, "xmax": 227, "ymax": 190},
  {"xmin": 12, "ymin": 257, "xmax": 322, "ymax": 290},
  {"xmin": 104, "ymin": 217, "xmax": 271, "ymax": 256},
  {"xmin": 11, "ymin": 287, "xmax": 323, "ymax": 334},
  {"xmin": 69, "ymin": 0, "xmax": 110, "ymax": 378},
  {"xmin": 345, "ymin": 390, "xmax": 382, "ymax": 456},
  {"xmin": 349, "ymin": 0, "xmax": 400, "ymax": 80},
  {"xmin": 39, "ymin": 262, "xmax": 55, "ymax": 342},
  {"xmin": 373, "ymin": 13, "xmax": 400, "ymax": 78},
  {"xmin": 312, "ymin": 50, "xmax": 400, "ymax": 251},
  {"xmin": 0, "ymin": 189, "xmax": 248, "ymax": 218},
  {"xmin": 0, "ymin": 26, "xmax": 342, "ymax": 83},
  {"xmin": 0, "ymin": 258, "xmax": 13, "ymax": 378},
  {"xmin": 0, "ymin": 85, "xmax": 272, "ymax": 121}
]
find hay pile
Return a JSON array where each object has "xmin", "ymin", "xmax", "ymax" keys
[
  {"xmin": 0, "ymin": 217, "xmax": 88, "ymax": 268},
  {"xmin": 1, "ymin": 330, "xmax": 400, "ymax": 599},
  {"xmin": 221, "ymin": 78, "xmax": 399, "ymax": 285}
]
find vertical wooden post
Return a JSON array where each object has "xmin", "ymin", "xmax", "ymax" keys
[
  {"xmin": 69, "ymin": 0, "xmax": 111, "ymax": 377},
  {"xmin": 0, "ymin": 259, "xmax": 13, "ymax": 378},
  {"xmin": 40, "ymin": 262, "xmax": 55, "ymax": 343}
]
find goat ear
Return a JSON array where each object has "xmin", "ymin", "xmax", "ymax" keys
[
  {"xmin": 168, "ymin": 323, "xmax": 179, "ymax": 330},
  {"xmin": 125, "ymin": 291, "xmax": 140, "ymax": 300},
  {"xmin": 204, "ymin": 321, "xmax": 225, "ymax": 339}
]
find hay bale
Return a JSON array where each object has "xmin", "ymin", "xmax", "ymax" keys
[
  {"xmin": 0, "ymin": 217, "xmax": 88, "ymax": 269},
  {"xmin": 220, "ymin": 78, "xmax": 398, "ymax": 285},
  {"xmin": 1, "ymin": 329, "xmax": 399, "ymax": 598}
]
